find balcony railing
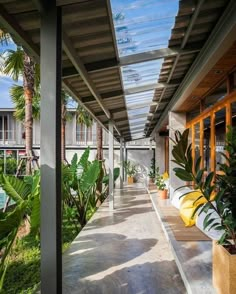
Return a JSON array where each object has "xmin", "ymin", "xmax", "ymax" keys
[
  {"xmin": 0, "ymin": 131, "xmax": 16, "ymax": 145},
  {"xmin": 0, "ymin": 130, "xmax": 151, "ymax": 147}
]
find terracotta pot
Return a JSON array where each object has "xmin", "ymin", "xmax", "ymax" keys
[
  {"xmin": 127, "ymin": 176, "xmax": 134, "ymax": 184},
  {"xmin": 213, "ymin": 241, "xmax": 236, "ymax": 294},
  {"xmin": 158, "ymin": 189, "xmax": 168, "ymax": 199}
]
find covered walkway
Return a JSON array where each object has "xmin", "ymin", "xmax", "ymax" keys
[{"xmin": 63, "ymin": 184, "xmax": 186, "ymax": 294}]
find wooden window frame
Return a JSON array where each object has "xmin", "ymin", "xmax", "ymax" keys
[{"xmin": 186, "ymin": 88, "xmax": 236, "ymax": 174}]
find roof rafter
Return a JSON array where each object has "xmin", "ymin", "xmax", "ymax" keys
[
  {"xmin": 120, "ymin": 45, "xmax": 201, "ymax": 66},
  {"xmin": 62, "ymin": 57, "xmax": 118, "ymax": 78},
  {"xmin": 62, "ymin": 32, "xmax": 111, "ymax": 119},
  {"xmin": 81, "ymin": 89, "xmax": 123, "ymax": 103},
  {"xmin": 124, "ymin": 80, "xmax": 179, "ymax": 95},
  {"xmin": 150, "ymin": 0, "xmax": 236, "ymax": 137},
  {"xmin": 95, "ymin": 106, "xmax": 126, "ymax": 117}
]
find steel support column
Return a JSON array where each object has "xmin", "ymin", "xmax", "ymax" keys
[
  {"xmin": 124, "ymin": 142, "xmax": 127, "ymax": 181},
  {"xmin": 40, "ymin": 2, "xmax": 62, "ymax": 293},
  {"xmin": 109, "ymin": 121, "xmax": 114, "ymax": 209},
  {"xmin": 120, "ymin": 138, "xmax": 124, "ymax": 189}
]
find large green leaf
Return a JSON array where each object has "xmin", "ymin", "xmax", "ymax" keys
[
  {"xmin": 102, "ymin": 167, "xmax": 120, "ymax": 186},
  {"xmin": 30, "ymin": 193, "xmax": 40, "ymax": 235},
  {"xmin": 0, "ymin": 203, "xmax": 26, "ymax": 240},
  {"xmin": 173, "ymin": 168, "xmax": 192, "ymax": 181},
  {"xmin": 0, "ymin": 175, "xmax": 31, "ymax": 203},
  {"xmin": 70, "ymin": 153, "xmax": 78, "ymax": 173},
  {"xmin": 78, "ymin": 148, "xmax": 90, "ymax": 170},
  {"xmin": 80, "ymin": 160, "xmax": 100, "ymax": 194}
]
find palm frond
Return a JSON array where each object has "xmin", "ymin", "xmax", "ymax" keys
[
  {"xmin": 10, "ymin": 84, "xmax": 40, "ymax": 121},
  {"xmin": 76, "ymin": 104, "xmax": 93, "ymax": 127},
  {"xmin": 1, "ymin": 48, "xmax": 24, "ymax": 81}
]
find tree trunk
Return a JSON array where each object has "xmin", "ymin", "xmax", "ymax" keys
[
  {"xmin": 96, "ymin": 123, "xmax": 103, "ymax": 161},
  {"xmin": 61, "ymin": 103, "xmax": 66, "ymax": 163},
  {"xmin": 23, "ymin": 52, "xmax": 34, "ymax": 175}
]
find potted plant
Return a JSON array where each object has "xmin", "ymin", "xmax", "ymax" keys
[
  {"xmin": 171, "ymin": 127, "xmax": 236, "ymax": 294},
  {"xmin": 148, "ymin": 158, "xmax": 156, "ymax": 183},
  {"xmin": 124, "ymin": 161, "xmax": 137, "ymax": 184},
  {"xmin": 155, "ymin": 167, "xmax": 168, "ymax": 199}
]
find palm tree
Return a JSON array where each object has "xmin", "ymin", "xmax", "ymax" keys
[
  {"xmin": 96, "ymin": 124, "xmax": 103, "ymax": 161},
  {"xmin": 10, "ymin": 84, "xmax": 40, "ymax": 121},
  {"xmin": 1, "ymin": 46, "xmax": 38, "ymax": 174}
]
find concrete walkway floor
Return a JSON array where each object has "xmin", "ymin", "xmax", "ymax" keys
[{"xmin": 63, "ymin": 184, "xmax": 186, "ymax": 294}]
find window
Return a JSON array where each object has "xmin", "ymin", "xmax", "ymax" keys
[
  {"xmin": 203, "ymin": 117, "xmax": 211, "ymax": 173},
  {"xmin": 76, "ymin": 124, "xmax": 93, "ymax": 144},
  {"xmin": 204, "ymin": 81, "xmax": 227, "ymax": 109},
  {"xmin": 215, "ymin": 108, "xmax": 226, "ymax": 171},
  {"xmin": 0, "ymin": 115, "xmax": 9, "ymax": 141}
]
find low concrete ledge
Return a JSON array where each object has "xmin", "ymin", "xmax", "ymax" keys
[{"xmin": 149, "ymin": 191, "xmax": 216, "ymax": 294}]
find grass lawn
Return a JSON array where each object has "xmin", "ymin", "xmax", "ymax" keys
[{"xmin": 1, "ymin": 212, "xmax": 82, "ymax": 294}]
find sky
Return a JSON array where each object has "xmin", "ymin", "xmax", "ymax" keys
[
  {"xmin": 110, "ymin": 0, "xmax": 179, "ymax": 138},
  {"xmin": 0, "ymin": 41, "xmax": 20, "ymax": 108},
  {"xmin": 0, "ymin": 42, "xmax": 77, "ymax": 109}
]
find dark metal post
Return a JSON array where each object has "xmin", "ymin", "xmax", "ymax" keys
[
  {"xmin": 120, "ymin": 137, "xmax": 124, "ymax": 189},
  {"xmin": 109, "ymin": 120, "xmax": 114, "ymax": 209},
  {"xmin": 40, "ymin": 1, "xmax": 62, "ymax": 293}
]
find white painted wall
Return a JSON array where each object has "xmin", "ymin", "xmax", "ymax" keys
[{"xmin": 168, "ymin": 111, "xmax": 186, "ymax": 199}]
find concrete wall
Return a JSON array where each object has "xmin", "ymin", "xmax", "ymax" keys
[
  {"xmin": 54, "ymin": 147, "xmax": 154, "ymax": 183},
  {"xmin": 155, "ymin": 133, "xmax": 165, "ymax": 174},
  {"xmin": 168, "ymin": 111, "xmax": 186, "ymax": 199}
]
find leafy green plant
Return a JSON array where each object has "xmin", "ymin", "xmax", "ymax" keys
[
  {"xmin": 155, "ymin": 167, "xmax": 166, "ymax": 190},
  {"xmin": 124, "ymin": 161, "xmax": 137, "ymax": 177},
  {"xmin": 148, "ymin": 158, "xmax": 156, "ymax": 179},
  {"xmin": 100, "ymin": 167, "xmax": 120, "ymax": 202},
  {"xmin": 62, "ymin": 148, "xmax": 101, "ymax": 227},
  {"xmin": 102, "ymin": 167, "xmax": 120, "ymax": 186},
  {"xmin": 171, "ymin": 127, "xmax": 236, "ymax": 249},
  {"xmin": 6, "ymin": 158, "xmax": 17, "ymax": 175},
  {"xmin": 0, "ymin": 172, "xmax": 40, "ymax": 290}
]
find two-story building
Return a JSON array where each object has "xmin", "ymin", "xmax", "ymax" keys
[{"xmin": 0, "ymin": 108, "xmax": 154, "ymax": 176}]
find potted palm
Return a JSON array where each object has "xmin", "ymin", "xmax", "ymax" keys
[
  {"xmin": 124, "ymin": 161, "xmax": 137, "ymax": 184},
  {"xmin": 155, "ymin": 167, "xmax": 168, "ymax": 199},
  {"xmin": 171, "ymin": 127, "xmax": 236, "ymax": 294}
]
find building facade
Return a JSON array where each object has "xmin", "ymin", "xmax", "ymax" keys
[{"xmin": 0, "ymin": 108, "xmax": 154, "ymax": 177}]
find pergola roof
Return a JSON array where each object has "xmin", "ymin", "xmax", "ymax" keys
[{"xmin": 0, "ymin": 0, "xmax": 233, "ymax": 141}]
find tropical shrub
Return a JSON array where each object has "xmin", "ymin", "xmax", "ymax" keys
[
  {"xmin": 62, "ymin": 148, "xmax": 101, "ymax": 227},
  {"xmin": 155, "ymin": 167, "xmax": 166, "ymax": 190},
  {"xmin": 124, "ymin": 161, "xmax": 137, "ymax": 177},
  {"xmin": 0, "ymin": 172, "xmax": 40, "ymax": 290},
  {"xmin": 171, "ymin": 127, "xmax": 236, "ymax": 249},
  {"xmin": 148, "ymin": 158, "xmax": 156, "ymax": 179}
]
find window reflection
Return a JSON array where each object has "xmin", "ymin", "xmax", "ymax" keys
[
  {"xmin": 203, "ymin": 117, "xmax": 211, "ymax": 173},
  {"xmin": 194, "ymin": 123, "xmax": 200, "ymax": 164},
  {"xmin": 215, "ymin": 108, "xmax": 226, "ymax": 171}
]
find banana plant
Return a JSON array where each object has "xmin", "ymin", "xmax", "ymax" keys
[
  {"xmin": 62, "ymin": 148, "xmax": 101, "ymax": 227},
  {"xmin": 0, "ymin": 172, "xmax": 40, "ymax": 290}
]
